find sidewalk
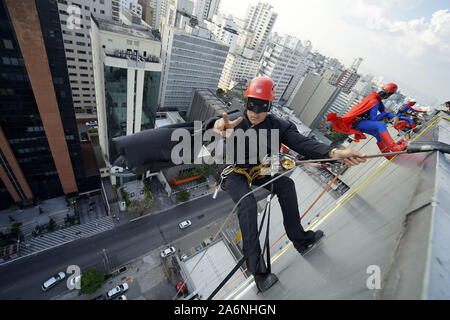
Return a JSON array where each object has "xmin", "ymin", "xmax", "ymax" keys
[{"xmin": 0, "ymin": 196, "xmax": 73, "ymax": 238}]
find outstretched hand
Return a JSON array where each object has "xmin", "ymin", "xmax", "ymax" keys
[
  {"xmin": 213, "ymin": 113, "xmax": 244, "ymax": 138},
  {"xmin": 330, "ymin": 148, "xmax": 366, "ymax": 167}
]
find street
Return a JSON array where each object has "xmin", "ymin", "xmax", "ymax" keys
[{"xmin": 0, "ymin": 188, "xmax": 268, "ymax": 300}]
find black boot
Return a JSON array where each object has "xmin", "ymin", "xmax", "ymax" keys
[
  {"xmin": 293, "ymin": 230, "xmax": 324, "ymax": 256},
  {"xmin": 254, "ymin": 273, "xmax": 279, "ymax": 293}
]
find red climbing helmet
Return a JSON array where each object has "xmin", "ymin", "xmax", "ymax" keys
[
  {"xmin": 245, "ymin": 76, "xmax": 275, "ymax": 102},
  {"xmin": 381, "ymin": 83, "xmax": 398, "ymax": 93}
]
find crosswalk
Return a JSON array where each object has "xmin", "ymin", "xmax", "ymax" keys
[{"xmin": 19, "ymin": 216, "xmax": 115, "ymax": 257}]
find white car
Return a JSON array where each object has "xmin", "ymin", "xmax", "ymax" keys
[
  {"xmin": 116, "ymin": 295, "xmax": 127, "ymax": 300},
  {"xmin": 42, "ymin": 272, "xmax": 66, "ymax": 291},
  {"xmin": 179, "ymin": 220, "xmax": 191, "ymax": 229},
  {"xmin": 160, "ymin": 246, "xmax": 176, "ymax": 258},
  {"xmin": 85, "ymin": 120, "xmax": 97, "ymax": 127},
  {"xmin": 181, "ymin": 254, "xmax": 188, "ymax": 261},
  {"xmin": 107, "ymin": 282, "xmax": 129, "ymax": 299}
]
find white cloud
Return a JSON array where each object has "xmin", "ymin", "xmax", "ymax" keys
[{"xmin": 218, "ymin": 0, "xmax": 450, "ymax": 103}]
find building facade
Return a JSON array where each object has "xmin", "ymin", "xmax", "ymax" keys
[
  {"xmin": 258, "ymin": 34, "xmax": 306, "ymax": 103},
  {"xmin": 57, "ymin": 0, "xmax": 118, "ymax": 114},
  {"xmin": 242, "ymin": 2, "xmax": 277, "ymax": 61},
  {"xmin": 159, "ymin": 24, "xmax": 229, "ymax": 114},
  {"xmin": 0, "ymin": 0, "xmax": 99, "ymax": 209},
  {"xmin": 90, "ymin": 15, "xmax": 162, "ymax": 165},
  {"xmin": 288, "ymin": 73, "xmax": 340, "ymax": 130},
  {"xmin": 193, "ymin": 0, "xmax": 220, "ymax": 21}
]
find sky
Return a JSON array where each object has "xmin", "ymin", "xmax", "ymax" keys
[{"xmin": 218, "ymin": 0, "xmax": 450, "ymax": 107}]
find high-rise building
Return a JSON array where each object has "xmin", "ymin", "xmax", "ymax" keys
[
  {"xmin": 351, "ymin": 57, "xmax": 363, "ymax": 71},
  {"xmin": 258, "ymin": 34, "xmax": 305, "ymax": 102},
  {"xmin": 193, "ymin": 0, "xmax": 220, "ymax": 21},
  {"xmin": 159, "ymin": 24, "xmax": 229, "ymax": 115},
  {"xmin": 90, "ymin": 15, "xmax": 162, "ymax": 164},
  {"xmin": 149, "ymin": 0, "xmax": 168, "ymax": 30},
  {"xmin": 218, "ymin": 49, "xmax": 259, "ymax": 91},
  {"xmin": 288, "ymin": 73, "xmax": 340, "ymax": 130},
  {"xmin": 335, "ymin": 69, "xmax": 360, "ymax": 94},
  {"xmin": 187, "ymin": 88, "xmax": 229, "ymax": 121},
  {"xmin": 57, "ymin": 0, "xmax": 116, "ymax": 114},
  {"xmin": 280, "ymin": 55, "xmax": 316, "ymax": 104},
  {"xmin": 138, "ymin": 0, "xmax": 154, "ymax": 26},
  {"xmin": 0, "ymin": 0, "xmax": 99, "ymax": 209},
  {"xmin": 242, "ymin": 2, "xmax": 277, "ymax": 61},
  {"xmin": 205, "ymin": 14, "xmax": 239, "ymax": 53},
  {"xmin": 326, "ymin": 91, "xmax": 362, "ymax": 118},
  {"xmin": 120, "ymin": 0, "xmax": 143, "ymax": 17}
]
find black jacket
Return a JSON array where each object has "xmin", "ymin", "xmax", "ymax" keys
[
  {"xmin": 204, "ymin": 110, "xmax": 333, "ymax": 166},
  {"xmin": 112, "ymin": 110, "xmax": 333, "ymax": 174}
]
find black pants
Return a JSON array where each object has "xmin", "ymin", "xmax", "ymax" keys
[{"xmin": 224, "ymin": 172, "xmax": 315, "ymax": 275}]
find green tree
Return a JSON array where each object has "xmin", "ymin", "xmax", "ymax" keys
[
  {"xmin": 175, "ymin": 190, "xmax": 190, "ymax": 203},
  {"xmin": 11, "ymin": 223, "xmax": 22, "ymax": 237},
  {"xmin": 48, "ymin": 218, "xmax": 56, "ymax": 232},
  {"xmin": 326, "ymin": 131, "xmax": 350, "ymax": 144},
  {"xmin": 80, "ymin": 269, "xmax": 105, "ymax": 295},
  {"xmin": 216, "ymin": 88, "xmax": 225, "ymax": 97}
]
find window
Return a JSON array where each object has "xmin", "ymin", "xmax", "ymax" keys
[
  {"xmin": 77, "ymin": 50, "xmax": 86, "ymax": 54},
  {"xmin": 75, "ymin": 32, "xmax": 84, "ymax": 37},
  {"xmin": 76, "ymin": 41, "xmax": 85, "ymax": 46},
  {"xmin": 3, "ymin": 39, "xmax": 13, "ymax": 49}
]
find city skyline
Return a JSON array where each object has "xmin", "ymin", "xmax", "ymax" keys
[{"xmin": 219, "ymin": 0, "xmax": 450, "ymax": 107}]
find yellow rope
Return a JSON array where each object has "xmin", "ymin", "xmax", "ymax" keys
[{"xmin": 232, "ymin": 163, "xmax": 270, "ymax": 185}]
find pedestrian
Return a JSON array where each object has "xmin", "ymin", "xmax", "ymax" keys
[
  {"xmin": 328, "ymin": 83, "xmax": 407, "ymax": 160},
  {"xmin": 208, "ymin": 76, "xmax": 366, "ymax": 292}
]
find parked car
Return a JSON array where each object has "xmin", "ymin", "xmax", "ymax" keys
[
  {"xmin": 42, "ymin": 272, "xmax": 66, "ymax": 291},
  {"xmin": 85, "ymin": 120, "xmax": 97, "ymax": 127},
  {"xmin": 116, "ymin": 295, "xmax": 127, "ymax": 300},
  {"xmin": 181, "ymin": 254, "xmax": 188, "ymax": 261},
  {"xmin": 160, "ymin": 246, "xmax": 176, "ymax": 258},
  {"xmin": 179, "ymin": 220, "xmax": 191, "ymax": 229},
  {"xmin": 107, "ymin": 282, "xmax": 129, "ymax": 299}
]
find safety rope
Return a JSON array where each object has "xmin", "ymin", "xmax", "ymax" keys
[{"xmin": 231, "ymin": 163, "xmax": 269, "ymax": 186}]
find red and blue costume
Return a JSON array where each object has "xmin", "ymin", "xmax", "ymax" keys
[{"xmin": 327, "ymin": 91, "xmax": 408, "ymax": 159}]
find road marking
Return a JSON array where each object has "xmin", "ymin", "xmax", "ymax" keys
[
  {"xmin": 22, "ymin": 220, "xmax": 36, "ymax": 226},
  {"xmin": 48, "ymin": 209, "xmax": 68, "ymax": 217},
  {"xmin": 56, "ymin": 219, "xmax": 65, "ymax": 224},
  {"xmin": 0, "ymin": 285, "xmax": 17, "ymax": 295}
]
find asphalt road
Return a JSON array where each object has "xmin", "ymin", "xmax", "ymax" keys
[{"xmin": 0, "ymin": 188, "xmax": 268, "ymax": 300}]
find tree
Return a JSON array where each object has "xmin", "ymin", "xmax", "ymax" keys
[
  {"xmin": 175, "ymin": 190, "xmax": 190, "ymax": 203},
  {"xmin": 326, "ymin": 131, "xmax": 349, "ymax": 144},
  {"xmin": 80, "ymin": 269, "xmax": 104, "ymax": 295},
  {"xmin": 11, "ymin": 223, "xmax": 22, "ymax": 238},
  {"xmin": 216, "ymin": 88, "xmax": 225, "ymax": 97}
]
